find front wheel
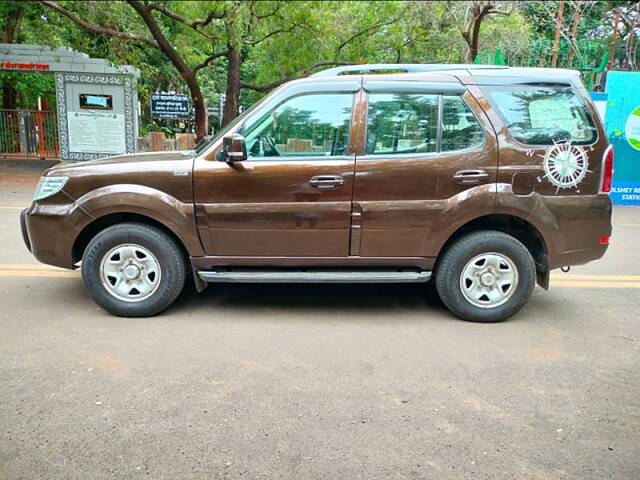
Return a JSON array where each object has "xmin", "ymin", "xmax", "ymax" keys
[
  {"xmin": 81, "ymin": 223, "xmax": 186, "ymax": 317},
  {"xmin": 435, "ymin": 231, "xmax": 535, "ymax": 323}
]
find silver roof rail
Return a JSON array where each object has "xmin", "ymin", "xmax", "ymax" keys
[{"xmin": 310, "ymin": 63, "xmax": 508, "ymax": 78}]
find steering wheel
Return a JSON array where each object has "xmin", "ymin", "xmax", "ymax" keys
[{"xmin": 261, "ymin": 134, "xmax": 281, "ymax": 156}]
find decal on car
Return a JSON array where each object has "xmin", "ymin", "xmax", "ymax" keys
[{"xmin": 541, "ymin": 141, "xmax": 590, "ymax": 192}]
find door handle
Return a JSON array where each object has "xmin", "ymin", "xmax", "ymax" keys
[
  {"xmin": 309, "ymin": 175, "xmax": 344, "ymax": 189},
  {"xmin": 453, "ymin": 169, "xmax": 490, "ymax": 185}
]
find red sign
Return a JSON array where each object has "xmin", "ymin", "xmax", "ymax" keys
[{"xmin": 0, "ymin": 61, "xmax": 50, "ymax": 71}]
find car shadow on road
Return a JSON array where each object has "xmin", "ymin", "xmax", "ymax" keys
[{"xmin": 171, "ymin": 279, "xmax": 448, "ymax": 318}]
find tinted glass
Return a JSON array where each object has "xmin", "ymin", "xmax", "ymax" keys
[
  {"xmin": 366, "ymin": 93, "xmax": 438, "ymax": 155},
  {"xmin": 484, "ymin": 85, "xmax": 596, "ymax": 145},
  {"xmin": 244, "ymin": 93, "xmax": 354, "ymax": 158},
  {"xmin": 441, "ymin": 96, "xmax": 484, "ymax": 151}
]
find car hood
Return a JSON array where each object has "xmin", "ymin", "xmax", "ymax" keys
[
  {"xmin": 44, "ymin": 150, "xmax": 197, "ymax": 203},
  {"xmin": 46, "ymin": 150, "xmax": 195, "ymax": 175}
]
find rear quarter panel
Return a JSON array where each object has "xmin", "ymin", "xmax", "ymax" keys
[{"xmin": 464, "ymin": 78, "xmax": 612, "ymax": 268}]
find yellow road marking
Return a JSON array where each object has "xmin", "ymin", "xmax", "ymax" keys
[
  {"xmin": 618, "ymin": 223, "xmax": 640, "ymax": 227},
  {"xmin": 550, "ymin": 273, "xmax": 640, "ymax": 281},
  {"xmin": 551, "ymin": 280, "xmax": 640, "ymax": 288},
  {"xmin": 0, "ymin": 270, "xmax": 78, "ymax": 278},
  {"xmin": 0, "ymin": 206, "xmax": 25, "ymax": 210},
  {"xmin": 0, "ymin": 264, "xmax": 66, "ymax": 270}
]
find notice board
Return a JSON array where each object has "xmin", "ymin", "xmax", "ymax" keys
[{"xmin": 151, "ymin": 94, "xmax": 191, "ymax": 119}]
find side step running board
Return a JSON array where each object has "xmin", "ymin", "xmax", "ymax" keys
[{"xmin": 197, "ymin": 270, "xmax": 432, "ymax": 284}]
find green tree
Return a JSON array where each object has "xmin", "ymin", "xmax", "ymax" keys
[
  {"xmin": 441, "ymin": 1, "xmax": 522, "ymax": 62},
  {"xmin": 39, "ymin": 1, "xmax": 417, "ymax": 136}
]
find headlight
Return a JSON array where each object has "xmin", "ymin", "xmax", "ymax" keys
[{"xmin": 33, "ymin": 176, "xmax": 68, "ymax": 201}]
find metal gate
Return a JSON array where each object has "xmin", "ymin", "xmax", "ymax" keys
[{"xmin": 0, "ymin": 110, "xmax": 59, "ymax": 160}]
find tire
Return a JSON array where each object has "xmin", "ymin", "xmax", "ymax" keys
[
  {"xmin": 81, "ymin": 223, "xmax": 186, "ymax": 317},
  {"xmin": 435, "ymin": 230, "xmax": 535, "ymax": 323}
]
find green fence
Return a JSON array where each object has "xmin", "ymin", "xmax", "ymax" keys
[{"xmin": 474, "ymin": 39, "xmax": 609, "ymax": 91}]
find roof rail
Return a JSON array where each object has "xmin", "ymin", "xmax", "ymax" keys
[{"xmin": 310, "ymin": 63, "xmax": 508, "ymax": 78}]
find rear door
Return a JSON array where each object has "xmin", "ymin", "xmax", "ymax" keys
[{"xmin": 351, "ymin": 80, "xmax": 498, "ymax": 257}]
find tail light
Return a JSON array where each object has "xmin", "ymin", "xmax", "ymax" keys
[{"xmin": 600, "ymin": 145, "xmax": 614, "ymax": 193}]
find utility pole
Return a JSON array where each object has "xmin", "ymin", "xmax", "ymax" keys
[
  {"xmin": 607, "ymin": 7, "xmax": 621, "ymax": 70},
  {"xmin": 567, "ymin": 1, "xmax": 581, "ymax": 67},
  {"xmin": 551, "ymin": 0, "xmax": 565, "ymax": 68}
]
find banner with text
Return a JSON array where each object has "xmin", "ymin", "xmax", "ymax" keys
[{"xmin": 605, "ymin": 71, "xmax": 640, "ymax": 206}]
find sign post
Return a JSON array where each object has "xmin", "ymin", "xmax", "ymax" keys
[{"xmin": 150, "ymin": 93, "xmax": 191, "ymax": 119}]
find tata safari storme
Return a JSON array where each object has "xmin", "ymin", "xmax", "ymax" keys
[{"xmin": 21, "ymin": 64, "xmax": 613, "ymax": 322}]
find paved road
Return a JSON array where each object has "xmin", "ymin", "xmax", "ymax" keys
[{"xmin": 1, "ymin": 161, "xmax": 639, "ymax": 479}]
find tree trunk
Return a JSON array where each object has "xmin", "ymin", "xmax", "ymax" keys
[
  {"xmin": 467, "ymin": 31, "xmax": 480, "ymax": 63},
  {"xmin": 184, "ymin": 73, "xmax": 208, "ymax": 141},
  {"xmin": 551, "ymin": 0, "xmax": 565, "ymax": 68},
  {"xmin": 465, "ymin": 5, "xmax": 490, "ymax": 63},
  {"xmin": 607, "ymin": 7, "xmax": 621, "ymax": 70},
  {"xmin": 2, "ymin": 84, "xmax": 17, "ymax": 109},
  {"xmin": 128, "ymin": 1, "xmax": 209, "ymax": 141},
  {"xmin": 567, "ymin": 1, "xmax": 581, "ymax": 67},
  {"xmin": 1, "ymin": 6, "xmax": 24, "ymax": 110},
  {"xmin": 222, "ymin": 45, "xmax": 241, "ymax": 126}
]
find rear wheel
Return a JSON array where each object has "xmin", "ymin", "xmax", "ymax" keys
[
  {"xmin": 435, "ymin": 231, "xmax": 535, "ymax": 322},
  {"xmin": 81, "ymin": 223, "xmax": 186, "ymax": 317}
]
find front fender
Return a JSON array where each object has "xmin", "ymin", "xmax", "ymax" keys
[{"xmin": 75, "ymin": 184, "xmax": 205, "ymax": 256}]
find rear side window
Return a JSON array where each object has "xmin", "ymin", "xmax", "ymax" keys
[
  {"xmin": 365, "ymin": 93, "xmax": 483, "ymax": 155},
  {"xmin": 442, "ymin": 96, "xmax": 485, "ymax": 152},
  {"xmin": 483, "ymin": 85, "xmax": 597, "ymax": 145},
  {"xmin": 366, "ymin": 93, "xmax": 439, "ymax": 155}
]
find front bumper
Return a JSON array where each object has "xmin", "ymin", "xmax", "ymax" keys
[{"xmin": 22, "ymin": 202, "xmax": 91, "ymax": 269}]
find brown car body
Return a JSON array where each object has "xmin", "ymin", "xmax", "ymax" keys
[{"xmin": 21, "ymin": 65, "xmax": 611, "ymax": 302}]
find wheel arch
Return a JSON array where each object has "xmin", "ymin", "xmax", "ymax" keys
[
  {"xmin": 435, "ymin": 214, "xmax": 550, "ymax": 289},
  {"xmin": 71, "ymin": 184, "xmax": 205, "ymax": 264},
  {"xmin": 72, "ymin": 212, "xmax": 190, "ymax": 266}
]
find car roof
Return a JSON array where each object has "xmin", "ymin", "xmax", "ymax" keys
[{"xmin": 308, "ymin": 64, "xmax": 581, "ymax": 87}]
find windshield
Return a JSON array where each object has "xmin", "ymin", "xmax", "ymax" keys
[{"xmin": 195, "ymin": 95, "xmax": 270, "ymax": 155}]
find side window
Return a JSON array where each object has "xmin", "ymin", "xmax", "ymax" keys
[
  {"xmin": 441, "ymin": 96, "xmax": 484, "ymax": 151},
  {"xmin": 244, "ymin": 93, "xmax": 354, "ymax": 158},
  {"xmin": 366, "ymin": 93, "xmax": 438, "ymax": 155},
  {"xmin": 483, "ymin": 85, "xmax": 597, "ymax": 145}
]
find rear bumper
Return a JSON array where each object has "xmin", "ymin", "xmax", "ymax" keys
[
  {"xmin": 497, "ymin": 190, "xmax": 612, "ymax": 271},
  {"xmin": 541, "ymin": 194, "xmax": 612, "ymax": 270},
  {"xmin": 20, "ymin": 208, "xmax": 31, "ymax": 252}
]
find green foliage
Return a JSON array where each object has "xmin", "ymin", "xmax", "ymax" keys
[
  {"xmin": 2, "ymin": 1, "xmax": 632, "ymax": 129},
  {"xmin": 0, "ymin": 71, "xmax": 55, "ymax": 109}
]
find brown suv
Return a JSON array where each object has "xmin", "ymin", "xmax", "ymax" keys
[{"xmin": 20, "ymin": 64, "xmax": 613, "ymax": 322}]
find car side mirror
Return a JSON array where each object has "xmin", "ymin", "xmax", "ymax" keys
[{"xmin": 216, "ymin": 134, "xmax": 247, "ymax": 162}]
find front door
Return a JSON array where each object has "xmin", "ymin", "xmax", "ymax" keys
[
  {"xmin": 352, "ymin": 84, "xmax": 498, "ymax": 257},
  {"xmin": 194, "ymin": 91, "xmax": 357, "ymax": 257}
]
